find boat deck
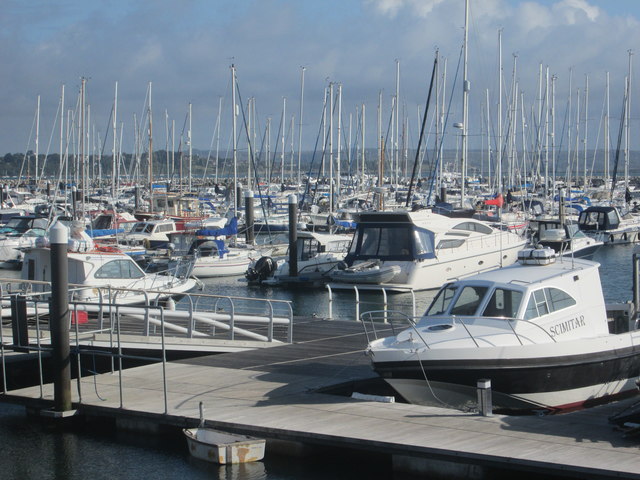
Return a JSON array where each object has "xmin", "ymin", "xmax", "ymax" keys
[{"xmin": 3, "ymin": 317, "xmax": 640, "ymax": 479}]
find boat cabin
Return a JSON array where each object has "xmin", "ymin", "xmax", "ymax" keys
[
  {"xmin": 423, "ymin": 249, "xmax": 610, "ymax": 340},
  {"xmin": 578, "ymin": 206, "xmax": 622, "ymax": 232}
]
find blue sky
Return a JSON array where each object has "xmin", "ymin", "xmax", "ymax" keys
[{"xmin": 2, "ymin": 0, "xmax": 640, "ymax": 159}]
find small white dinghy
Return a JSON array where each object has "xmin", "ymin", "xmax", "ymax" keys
[{"xmin": 183, "ymin": 403, "xmax": 265, "ymax": 464}]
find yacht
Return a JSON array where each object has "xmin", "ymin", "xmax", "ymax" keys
[
  {"xmin": 0, "ymin": 215, "xmax": 68, "ymax": 269},
  {"xmin": 22, "ymin": 225, "xmax": 196, "ymax": 305},
  {"xmin": 245, "ymin": 230, "xmax": 351, "ymax": 287},
  {"xmin": 530, "ymin": 218, "xmax": 602, "ymax": 259},
  {"xmin": 577, "ymin": 205, "xmax": 640, "ymax": 244},
  {"xmin": 365, "ymin": 247, "xmax": 640, "ymax": 413},
  {"xmin": 329, "ymin": 210, "xmax": 527, "ymax": 292}
]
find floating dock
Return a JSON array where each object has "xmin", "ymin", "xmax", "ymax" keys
[{"xmin": 2, "ymin": 317, "xmax": 639, "ymax": 479}]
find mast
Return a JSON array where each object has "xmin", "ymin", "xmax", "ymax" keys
[
  {"xmin": 361, "ymin": 103, "xmax": 366, "ymax": 187},
  {"xmin": 112, "ymin": 82, "xmax": 118, "ymax": 199},
  {"xmin": 604, "ymin": 72, "xmax": 610, "ymax": 185},
  {"xmin": 336, "ymin": 83, "xmax": 342, "ymax": 203},
  {"xmin": 215, "ymin": 96, "xmax": 222, "ymax": 185},
  {"xmin": 231, "ymin": 64, "xmax": 238, "ymax": 215},
  {"xmin": 35, "ymin": 95, "xmax": 40, "ymax": 188},
  {"xmin": 297, "ymin": 66, "xmax": 305, "ymax": 185},
  {"xmin": 625, "ymin": 50, "xmax": 633, "ymax": 195},
  {"xmin": 59, "ymin": 85, "xmax": 65, "ymax": 199},
  {"xmin": 497, "ymin": 28, "xmax": 503, "ymax": 194},
  {"xmin": 461, "ymin": 0, "xmax": 470, "ymax": 206},
  {"xmin": 147, "ymin": 82, "xmax": 154, "ymax": 213},
  {"xmin": 188, "ymin": 102, "xmax": 192, "ymax": 193}
]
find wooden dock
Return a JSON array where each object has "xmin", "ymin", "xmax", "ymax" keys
[{"xmin": 2, "ymin": 317, "xmax": 640, "ymax": 479}]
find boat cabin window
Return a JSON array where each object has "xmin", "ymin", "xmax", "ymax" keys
[
  {"xmin": 351, "ymin": 225, "xmax": 413, "ymax": 259},
  {"xmin": 95, "ymin": 259, "xmax": 145, "ymax": 279},
  {"xmin": 131, "ymin": 223, "xmax": 153, "ymax": 234},
  {"xmin": 450, "ymin": 286, "xmax": 489, "ymax": 316},
  {"xmin": 299, "ymin": 238, "xmax": 320, "ymax": 261},
  {"xmin": 413, "ymin": 228, "xmax": 435, "ymax": 258},
  {"xmin": 436, "ymin": 239, "xmax": 465, "ymax": 249},
  {"xmin": 426, "ymin": 284, "xmax": 457, "ymax": 315},
  {"xmin": 523, "ymin": 287, "xmax": 576, "ymax": 320},
  {"xmin": 481, "ymin": 288, "xmax": 523, "ymax": 318},
  {"xmin": 452, "ymin": 222, "xmax": 493, "ymax": 234}
]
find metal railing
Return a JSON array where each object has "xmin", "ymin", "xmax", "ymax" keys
[
  {"xmin": 359, "ymin": 310, "xmax": 557, "ymax": 349},
  {"xmin": 325, "ymin": 283, "xmax": 416, "ymax": 321},
  {"xmin": 0, "ymin": 280, "xmax": 294, "ymax": 413}
]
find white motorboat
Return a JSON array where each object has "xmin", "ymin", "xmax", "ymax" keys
[
  {"xmin": 119, "ymin": 218, "xmax": 180, "ymax": 250},
  {"xmin": 365, "ymin": 247, "xmax": 640, "ymax": 413},
  {"xmin": 329, "ymin": 210, "xmax": 527, "ymax": 292},
  {"xmin": 577, "ymin": 205, "xmax": 640, "ymax": 244},
  {"xmin": 245, "ymin": 230, "xmax": 351, "ymax": 287},
  {"xmin": 531, "ymin": 218, "xmax": 603, "ymax": 259},
  {"xmin": 22, "ymin": 225, "xmax": 196, "ymax": 305},
  {"xmin": 0, "ymin": 215, "xmax": 67, "ymax": 269}
]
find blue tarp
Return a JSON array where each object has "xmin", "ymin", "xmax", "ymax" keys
[
  {"xmin": 86, "ymin": 228, "xmax": 124, "ymax": 238},
  {"xmin": 195, "ymin": 216, "xmax": 238, "ymax": 237}
]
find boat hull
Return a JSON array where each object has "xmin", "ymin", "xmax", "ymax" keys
[
  {"xmin": 183, "ymin": 428, "xmax": 265, "ymax": 464},
  {"xmin": 373, "ymin": 342, "xmax": 640, "ymax": 413}
]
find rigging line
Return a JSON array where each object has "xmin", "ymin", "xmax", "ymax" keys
[{"xmin": 406, "ymin": 54, "xmax": 438, "ymax": 208}]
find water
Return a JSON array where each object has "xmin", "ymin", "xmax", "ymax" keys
[{"xmin": 0, "ymin": 244, "xmax": 635, "ymax": 479}]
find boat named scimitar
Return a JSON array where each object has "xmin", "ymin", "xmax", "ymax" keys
[{"xmin": 365, "ymin": 247, "xmax": 640, "ymax": 413}]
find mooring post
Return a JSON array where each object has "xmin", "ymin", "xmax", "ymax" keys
[
  {"xmin": 477, "ymin": 379, "xmax": 492, "ymax": 416},
  {"xmin": 50, "ymin": 222, "xmax": 72, "ymax": 412},
  {"xmin": 288, "ymin": 194, "xmax": 298, "ymax": 277},
  {"xmin": 244, "ymin": 189, "xmax": 255, "ymax": 246},
  {"xmin": 10, "ymin": 295, "xmax": 28, "ymax": 352}
]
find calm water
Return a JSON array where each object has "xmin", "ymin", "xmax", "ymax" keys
[{"xmin": 0, "ymin": 244, "xmax": 635, "ymax": 479}]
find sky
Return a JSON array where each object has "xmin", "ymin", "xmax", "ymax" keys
[{"xmin": 3, "ymin": 0, "xmax": 640, "ymax": 160}]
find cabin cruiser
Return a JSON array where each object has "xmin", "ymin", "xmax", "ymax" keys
[
  {"xmin": 365, "ymin": 247, "xmax": 640, "ymax": 413},
  {"xmin": 169, "ymin": 217, "xmax": 257, "ymax": 278},
  {"xmin": 0, "ymin": 215, "xmax": 69, "ymax": 269},
  {"xmin": 530, "ymin": 218, "xmax": 602, "ymax": 259},
  {"xmin": 245, "ymin": 230, "xmax": 352, "ymax": 287},
  {"xmin": 119, "ymin": 218, "xmax": 179, "ymax": 250},
  {"xmin": 577, "ymin": 205, "xmax": 640, "ymax": 244},
  {"xmin": 329, "ymin": 210, "xmax": 527, "ymax": 292},
  {"xmin": 22, "ymin": 224, "xmax": 196, "ymax": 305}
]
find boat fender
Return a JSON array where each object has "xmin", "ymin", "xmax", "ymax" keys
[{"xmin": 609, "ymin": 234, "xmax": 615, "ymax": 243}]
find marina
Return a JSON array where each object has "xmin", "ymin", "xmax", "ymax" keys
[
  {"xmin": 0, "ymin": 245, "xmax": 638, "ymax": 478},
  {"xmin": 4, "ymin": 0, "xmax": 640, "ymax": 478}
]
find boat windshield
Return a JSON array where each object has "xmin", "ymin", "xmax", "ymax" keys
[
  {"xmin": 480, "ymin": 288, "xmax": 523, "ymax": 318},
  {"xmin": 426, "ymin": 284, "xmax": 457, "ymax": 315},
  {"xmin": 347, "ymin": 224, "xmax": 434, "ymax": 260},
  {"xmin": 449, "ymin": 286, "xmax": 489, "ymax": 316},
  {"xmin": 131, "ymin": 223, "xmax": 154, "ymax": 234}
]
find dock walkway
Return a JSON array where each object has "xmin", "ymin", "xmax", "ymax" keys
[{"xmin": 3, "ymin": 317, "xmax": 640, "ymax": 478}]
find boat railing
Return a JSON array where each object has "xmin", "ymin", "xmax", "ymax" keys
[
  {"xmin": 359, "ymin": 311, "xmax": 557, "ymax": 348},
  {"xmin": 360, "ymin": 310, "xmax": 420, "ymax": 344}
]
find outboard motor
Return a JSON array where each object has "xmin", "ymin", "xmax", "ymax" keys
[{"xmin": 245, "ymin": 256, "xmax": 277, "ymax": 283}]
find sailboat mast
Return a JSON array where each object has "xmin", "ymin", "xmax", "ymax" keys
[
  {"xmin": 231, "ymin": 64, "xmax": 238, "ymax": 215},
  {"xmin": 297, "ymin": 67, "xmax": 305, "ymax": 186},
  {"xmin": 112, "ymin": 82, "xmax": 118, "ymax": 200},
  {"xmin": 461, "ymin": 0, "xmax": 469, "ymax": 206},
  {"xmin": 148, "ymin": 81, "xmax": 154, "ymax": 214}
]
